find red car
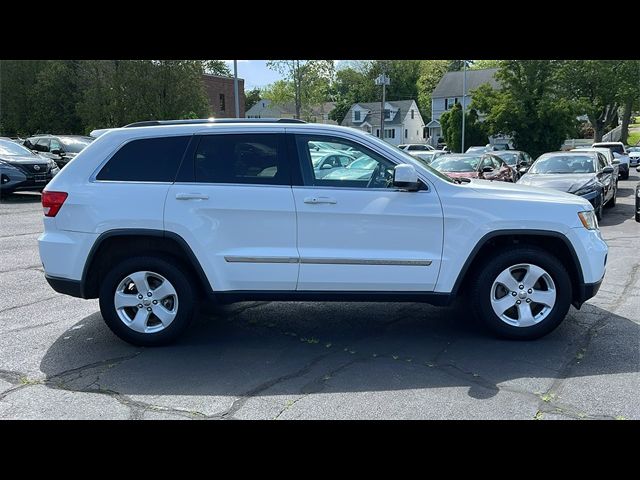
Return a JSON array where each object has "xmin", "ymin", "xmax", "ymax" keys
[{"xmin": 429, "ymin": 153, "xmax": 516, "ymax": 182}]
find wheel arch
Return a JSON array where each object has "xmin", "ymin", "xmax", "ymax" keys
[
  {"xmin": 82, "ymin": 229, "xmax": 213, "ymax": 299},
  {"xmin": 451, "ymin": 230, "xmax": 584, "ymax": 307}
]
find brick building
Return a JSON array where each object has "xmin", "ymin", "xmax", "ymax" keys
[{"xmin": 202, "ymin": 74, "xmax": 246, "ymax": 118}]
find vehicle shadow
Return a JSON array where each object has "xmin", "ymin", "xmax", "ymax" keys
[
  {"xmin": 39, "ymin": 300, "xmax": 639, "ymax": 401},
  {"xmin": 600, "ymin": 199, "xmax": 636, "ymax": 227},
  {"xmin": 0, "ymin": 192, "xmax": 42, "ymax": 204}
]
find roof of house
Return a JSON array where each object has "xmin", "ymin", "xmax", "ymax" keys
[
  {"xmin": 432, "ymin": 68, "xmax": 500, "ymax": 98},
  {"xmin": 341, "ymin": 100, "xmax": 421, "ymax": 128},
  {"xmin": 246, "ymin": 99, "xmax": 335, "ymax": 117}
]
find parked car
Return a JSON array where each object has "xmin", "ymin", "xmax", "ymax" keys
[
  {"xmin": 592, "ymin": 141, "xmax": 630, "ymax": 179},
  {"xmin": 398, "ymin": 143, "xmax": 435, "ymax": 152},
  {"xmin": 23, "ymin": 135, "xmax": 94, "ymax": 168},
  {"xmin": 518, "ymin": 151, "xmax": 617, "ymax": 220},
  {"xmin": 313, "ymin": 151, "xmax": 356, "ymax": 179},
  {"xmin": 430, "ymin": 153, "xmax": 517, "ymax": 182},
  {"xmin": 572, "ymin": 147, "xmax": 619, "ymax": 179},
  {"xmin": 39, "ymin": 119, "xmax": 607, "ymax": 345},
  {"xmin": 0, "ymin": 138, "xmax": 59, "ymax": 195},
  {"xmin": 408, "ymin": 150, "xmax": 448, "ymax": 166},
  {"xmin": 626, "ymin": 146, "xmax": 640, "ymax": 168},
  {"xmin": 493, "ymin": 150, "xmax": 534, "ymax": 180}
]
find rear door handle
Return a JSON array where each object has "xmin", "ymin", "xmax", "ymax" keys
[
  {"xmin": 304, "ymin": 196, "xmax": 337, "ymax": 204},
  {"xmin": 175, "ymin": 193, "xmax": 209, "ymax": 200}
]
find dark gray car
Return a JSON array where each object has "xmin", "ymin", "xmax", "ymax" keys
[
  {"xmin": 518, "ymin": 151, "xmax": 617, "ymax": 220},
  {"xmin": 0, "ymin": 138, "xmax": 59, "ymax": 194},
  {"xmin": 23, "ymin": 135, "xmax": 93, "ymax": 168}
]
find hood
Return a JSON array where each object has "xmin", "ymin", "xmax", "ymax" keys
[
  {"xmin": 466, "ymin": 178, "xmax": 592, "ymax": 208},
  {"xmin": 517, "ymin": 173, "xmax": 596, "ymax": 193},
  {"xmin": 0, "ymin": 153, "xmax": 51, "ymax": 165},
  {"xmin": 444, "ymin": 171, "xmax": 479, "ymax": 179}
]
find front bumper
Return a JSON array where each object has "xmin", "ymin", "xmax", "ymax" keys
[
  {"xmin": 577, "ymin": 189, "xmax": 600, "ymax": 209},
  {"xmin": 573, "ymin": 277, "xmax": 603, "ymax": 309},
  {"xmin": 629, "ymin": 157, "xmax": 639, "ymax": 167}
]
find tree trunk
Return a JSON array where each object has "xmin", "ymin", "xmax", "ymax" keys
[
  {"xmin": 620, "ymin": 97, "xmax": 633, "ymax": 145},
  {"xmin": 589, "ymin": 114, "xmax": 604, "ymax": 142}
]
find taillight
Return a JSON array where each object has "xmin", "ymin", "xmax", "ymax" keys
[{"xmin": 42, "ymin": 191, "xmax": 68, "ymax": 217}]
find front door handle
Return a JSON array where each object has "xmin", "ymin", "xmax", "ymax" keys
[
  {"xmin": 304, "ymin": 196, "xmax": 337, "ymax": 204},
  {"xmin": 176, "ymin": 193, "xmax": 209, "ymax": 200}
]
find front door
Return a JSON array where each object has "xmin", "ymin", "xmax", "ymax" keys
[{"xmin": 290, "ymin": 133, "xmax": 443, "ymax": 291}]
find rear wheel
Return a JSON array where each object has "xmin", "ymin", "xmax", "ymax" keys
[
  {"xmin": 470, "ymin": 247, "xmax": 572, "ymax": 340},
  {"xmin": 99, "ymin": 256, "xmax": 196, "ymax": 346},
  {"xmin": 605, "ymin": 184, "xmax": 617, "ymax": 208}
]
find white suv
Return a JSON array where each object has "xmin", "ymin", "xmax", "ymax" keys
[{"xmin": 39, "ymin": 119, "xmax": 608, "ymax": 346}]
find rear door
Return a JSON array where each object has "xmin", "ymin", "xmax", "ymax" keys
[{"xmin": 164, "ymin": 129, "xmax": 299, "ymax": 292}]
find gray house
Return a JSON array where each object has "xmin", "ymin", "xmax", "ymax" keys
[
  {"xmin": 246, "ymin": 99, "xmax": 337, "ymax": 124},
  {"xmin": 341, "ymin": 100, "xmax": 425, "ymax": 146},
  {"xmin": 426, "ymin": 68, "xmax": 500, "ymax": 143}
]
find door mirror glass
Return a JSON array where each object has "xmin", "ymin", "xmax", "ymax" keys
[
  {"xmin": 393, "ymin": 164, "xmax": 420, "ymax": 191},
  {"xmin": 602, "ymin": 165, "xmax": 614, "ymax": 174},
  {"xmin": 482, "ymin": 166, "xmax": 494, "ymax": 173},
  {"xmin": 321, "ymin": 164, "xmax": 333, "ymax": 170},
  {"xmin": 612, "ymin": 159, "xmax": 620, "ymax": 165}
]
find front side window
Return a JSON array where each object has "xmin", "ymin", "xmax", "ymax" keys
[
  {"xmin": 49, "ymin": 138, "xmax": 62, "ymax": 152},
  {"xmin": 35, "ymin": 138, "xmax": 50, "ymax": 152},
  {"xmin": 96, "ymin": 136, "xmax": 190, "ymax": 182},
  {"xmin": 295, "ymin": 135, "xmax": 397, "ymax": 189},
  {"xmin": 194, "ymin": 134, "xmax": 288, "ymax": 185},
  {"xmin": 597, "ymin": 153, "xmax": 607, "ymax": 170}
]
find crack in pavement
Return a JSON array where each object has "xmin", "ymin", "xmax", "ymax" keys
[
  {"xmin": 0, "ymin": 294, "xmax": 61, "ymax": 315},
  {"xmin": 0, "ymin": 265, "xmax": 44, "ymax": 274},
  {"xmin": 3, "ymin": 321, "xmax": 56, "ymax": 334}
]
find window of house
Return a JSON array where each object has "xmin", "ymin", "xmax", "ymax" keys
[
  {"xmin": 445, "ymin": 98, "xmax": 459, "ymax": 110},
  {"xmin": 411, "ymin": 109, "xmax": 414, "ymax": 119},
  {"xmin": 219, "ymin": 94, "xmax": 226, "ymax": 112},
  {"xmin": 384, "ymin": 129, "xmax": 395, "ymax": 139},
  {"xmin": 405, "ymin": 129, "xmax": 408, "ymax": 139},
  {"xmin": 354, "ymin": 110, "xmax": 361, "ymax": 121},
  {"xmin": 384, "ymin": 109, "xmax": 390, "ymax": 119},
  {"xmin": 376, "ymin": 129, "xmax": 380, "ymax": 137}
]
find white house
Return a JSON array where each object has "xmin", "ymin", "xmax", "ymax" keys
[
  {"xmin": 426, "ymin": 68, "xmax": 500, "ymax": 144},
  {"xmin": 246, "ymin": 99, "xmax": 337, "ymax": 124},
  {"xmin": 340, "ymin": 100, "xmax": 425, "ymax": 146}
]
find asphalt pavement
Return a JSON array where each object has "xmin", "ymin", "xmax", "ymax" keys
[{"xmin": 0, "ymin": 174, "xmax": 638, "ymax": 419}]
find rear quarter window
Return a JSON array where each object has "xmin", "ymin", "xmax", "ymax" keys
[{"xmin": 96, "ymin": 136, "xmax": 190, "ymax": 182}]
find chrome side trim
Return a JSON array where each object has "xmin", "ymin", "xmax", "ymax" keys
[
  {"xmin": 224, "ymin": 256, "xmax": 432, "ymax": 266},
  {"xmin": 224, "ymin": 256, "xmax": 299, "ymax": 264},
  {"xmin": 301, "ymin": 258, "xmax": 432, "ymax": 266}
]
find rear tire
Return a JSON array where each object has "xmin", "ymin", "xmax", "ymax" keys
[
  {"xmin": 469, "ymin": 246, "xmax": 572, "ymax": 340},
  {"xmin": 604, "ymin": 184, "xmax": 617, "ymax": 208},
  {"xmin": 99, "ymin": 256, "xmax": 196, "ymax": 346}
]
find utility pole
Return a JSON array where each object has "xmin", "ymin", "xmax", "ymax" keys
[
  {"xmin": 375, "ymin": 73, "xmax": 390, "ymax": 140},
  {"xmin": 233, "ymin": 60, "xmax": 240, "ymax": 118},
  {"xmin": 461, "ymin": 60, "xmax": 467, "ymax": 153}
]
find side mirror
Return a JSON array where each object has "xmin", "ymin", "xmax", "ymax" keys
[
  {"xmin": 321, "ymin": 164, "xmax": 333, "ymax": 170},
  {"xmin": 518, "ymin": 167, "xmax": 528, "ymax": 174},
  {"xmin": 602, "ymin": 165, "xmax": 614, "ymax": 174},
  {"xmin": 482, "ymin": 166, "xmax": 494, "ymax": 173},
  {"xmin": 393, "ymin": 164, "xmax": 420, "ymax": 191},
  {"xmin": 51, "ymin": 148, "xmax": 63, "ymax": 156},
  {"xmin": 612, "ymin": 159, "xmax": 620, "ymax": 165},
  {"xmin": 636, "ymin": 165, "xmax": 640, "ymax": 172}
]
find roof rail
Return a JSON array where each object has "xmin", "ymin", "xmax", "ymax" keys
[{"xmin": 123, "ymin": 118, "xmax": 307, "ymax": 128}]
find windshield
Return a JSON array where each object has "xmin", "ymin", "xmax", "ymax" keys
[
  {"xmin": 529, "ymin": 154, "xmax": 595, "ymax": 174},
  {"xmin": 430, "ymin": 155, "xmax": 482, "ymax": 172},
  {"xmin": 0, "ymin": 139, "xmax": 35, "ymax": 156},
  {"xmin": 593, "ymin": 143, "xmax": 624, "ymax": 154},
  {"xmin": 60, "ymin": 137, "xmax": 93, "ymax": 153},
  {"xmin": 495, "ymin": 152, "xmax": 519, "ymax": 165},
  {"xmin": 628, "ymin": 147, "xmax": 640, "ymax": 152}
]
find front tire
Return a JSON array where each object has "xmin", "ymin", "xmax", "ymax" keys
[
  {"xmin": 99, "ymin": 256, "xmax": 196, "ymax": 346},
  {"xmin": 595, "ymin": 194, "xmax": 604, "ymax": 220},
  {"xmin": 605, "ymin": 184, "xmax": 617, "ymax": 208},
  {"xmin": 470, "ymin": 247, "xmax": 572, "ymax": 340}
]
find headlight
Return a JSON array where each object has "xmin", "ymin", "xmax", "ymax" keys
[
  {"xmin": 578, "ymin": 210, "xmax": 598, "ymax": 230},
  {"xmin": 0, "ymin": 160, "xmax": 20, "ymax": 171},
  {"xmin": 572, "ymin": 179, "xmax": 598, "ymax": 196}
]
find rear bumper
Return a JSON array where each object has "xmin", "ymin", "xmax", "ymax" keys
[{"xmin": 45, "ymin": 275, "xmax": 84, "ymax": 298}]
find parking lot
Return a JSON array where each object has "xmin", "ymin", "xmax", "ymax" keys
[{"xmin": 0, "ymin": 174, "xmax": 638, "ymax": 420}]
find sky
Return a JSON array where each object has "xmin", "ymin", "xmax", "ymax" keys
[{"xmin": 223, "ymin": 60, "xmax": 347, "ymax": 90}]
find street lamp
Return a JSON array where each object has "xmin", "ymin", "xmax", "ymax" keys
[
  {"xmin": 461, "ymin": 60, "xmax": 468, "ymax": 153},
  {"xmin": 375, "ymin": 73, "xmax": 390, "ymax": 140}
]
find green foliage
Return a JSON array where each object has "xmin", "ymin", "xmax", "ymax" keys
[
  {"xmin": 1, "ymin": 60, "xmax": 217, "ymax": 136},
  {"xmin": 440, "ymin": 103, "xmax": 487, "ymax": 153},
  {"xmin": 470, "ymin": 60, "xmax": 503, "ymax": 70},
  {"xmin": 471, "ymin": 60, "xmax": 578, "ymax": 158},
  {"xmin": 202, "ymin": 60, "xmax": 232, "ymax": 76},
  {"xmin": 417, "ymin": 60, "xmax": 451, "ymax": 120},
  {"xmin": 266, "ymin": 60, "xmax": 334, "ymax": 119},
  {"xmin": 244, "ymin": 87, "xmax": 261, "ymax": 111}
]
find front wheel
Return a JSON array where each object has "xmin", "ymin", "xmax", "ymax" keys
[
  {"xmin": 99, "ymin": 256, "xmax": 196, "ymax": 346},
  {"xmin": 470, "ymin": 247, "xmax": 572, "ymax": 340},
  {"xmin": 595, "ymin": 194, "xmax": 604, "ymax": 220}
]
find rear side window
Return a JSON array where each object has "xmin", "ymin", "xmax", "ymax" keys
[
  {"xmin": 97, "ymin": 136, "xmax": 190, "ymax": 182},
  {"xmin": 194, "ymin": 134, "xmax": 289, "ymax": 185}
]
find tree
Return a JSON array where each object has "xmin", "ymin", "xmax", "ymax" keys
[
  {"xmin": 0, "ymin": 60, "xmax": 48, "ymax": 136},
  {"xmin": 416, "ymin": 60, "xmax": 451, "ymax": 120},
  {"xmin": 439, "ymin": 103, "xmax": 487, "ymax": 153},
  {"xmin": 470, "ymin": 60, "xmax": 502, "ymax": 70},
  {"xmin": 471, "ymin": 60, "xmax": 578, "ymax": 158},
  {"xmin": 266, "ymin": 60, "xmax": 334, "ymax": 119},
  {"xmin": 616, "ymin": 60, "xmax": 640, "ymax": 145},
  {"xmin": 244, "ymin": 87, "xmax": 261, "ymax": 111},
  {"xmin": 328, "ymin": 66, "xmax": 378, "ymax": 123},
  {"xmin": 202, "ymin": 60, "xmax": 232, "ymax": 76},
  {"xmin": 556, "ymin": 60, "xmax": 622, "ymax": 142}
]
